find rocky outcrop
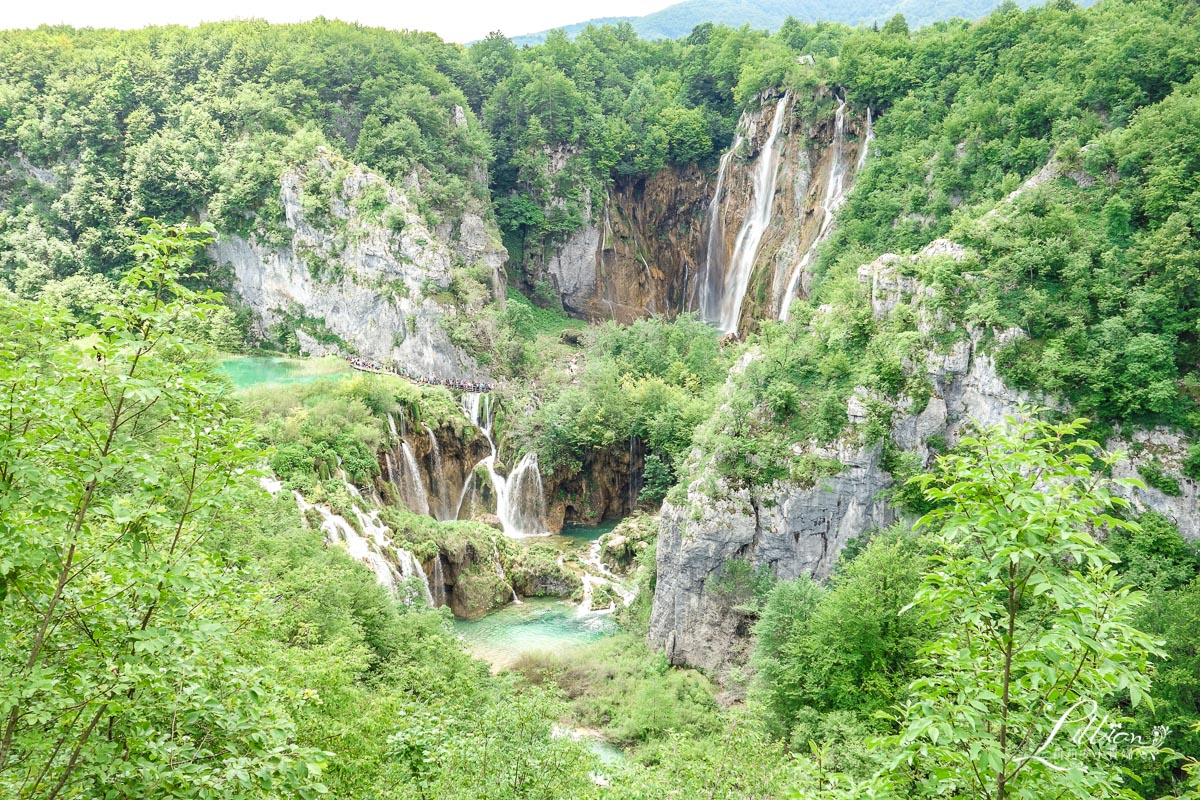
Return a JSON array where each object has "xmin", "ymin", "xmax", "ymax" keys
[
  {"xmin": 213, "ymin": 151, "xmax": 505, "ymax": 380},
  {"xmin": 599, "ymin": 513, "xmax": 659, "ymax": 574},
  {"xmin": 1107, "ymin": 428, "xmax": 1200, "ymax": 541},
  {"xmin": 648, "ymin": 438, "xmax": 895, "ymax": 680},
  {"xmin": 510, "ymin": 545, "xmax": 583, "ymax": 598},
  {"xmin": 528, "ymin": 165, "xmax": 713, "ymax": 323},
  {"xmin": 649, "ymin": 237, "xmax": 1200, "ymax": 679},
  {"xmin": 434, "ymin": 539, "xmax": 512, "ymax": 619},
  {"xmin": 545, "ymin": 439, "xmax": 647, "ymax": 530}
]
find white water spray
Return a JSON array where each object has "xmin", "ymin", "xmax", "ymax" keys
[
  {"xmin": 709, "ymin": 93, "xmax": 791, "ymax": 333},
  {"xmin": 779, "ymin": 98, "xmax": 867, "ymax": 322},
  {"xmin": 458, "ymin": 393, "xmax": 549, "ymax": 538}
]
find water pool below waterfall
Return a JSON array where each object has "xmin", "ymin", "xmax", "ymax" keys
[{"xmin": 452, "ymin": 598, "xmax": 618, "ymax": 671}]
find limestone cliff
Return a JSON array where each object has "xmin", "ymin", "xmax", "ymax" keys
[
  {"xmin": 524, "ymin": 89, "xmax": 871, "ymax": 328},
  {"xmin": 649, "ymin": 236, "xmax": 1200, "ymax": 679},
  {"xmin": 526, "ymin": 165, "xmax": 712, "ymax": 323},
  {"xmin": 213, "ymin": 151, "xmax": 506, "ymax": 380}
]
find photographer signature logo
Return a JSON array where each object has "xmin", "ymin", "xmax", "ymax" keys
[{"xmin": 1018, "ymin": 699, "xmax": 1170, "ymax": 772}]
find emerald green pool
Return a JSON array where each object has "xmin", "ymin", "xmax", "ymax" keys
[
  {"xmin": 218, "ymin": 356, "xmax": 349, "ymax": 390},
  {"xmin": 452, "ymin": 598, "xmax": 618, "ymax": 671}
]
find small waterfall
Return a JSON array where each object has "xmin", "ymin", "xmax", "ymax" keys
[
  {"xmin": 392, "ymin": 440, "xmax": 431, "ymax": 516},
  {"xmin": 627, "ymin": 436, "xmax": 643, "ymax": 513},
  {"xmin": 458, "ymin": 393, "xmax": 548, "ymax": 538},
  {"xmin": 454, "ymin": 469, "xmax": 476, "ymax": 520},
  {"xmin": 712, "ymin": 92, "xmax": 791, "ymax": 334},
  {"xmin": 424, "ymin": 423, "xmax": 452, "ymax": 521},
  {"xmin": 454, "ymin": 393, "xmax": 492, "ymax": 523},
  {"xmin": 696, "ymin": 144, "xmax": 741, "ymax": 319},
  {"xmin": 500, "ymin": 452, "xmax": 548, "ymax": 537},
  {"xmin": 856, "ymin": 106, "xmax": 874, "ymax": 175},
  {"xmin": 431, "ymin": 555, "xmax": 447, "ymax": 607},
  {"xmin": 779, "ymin": 98, "xmax": 864, "ymax": 322},
  {"xmin": 576, "ymin": 538, "xmax": 636, "ymax": 617},
  {"xmin": 392, "ymin": 547, "xmax": 435, "ymax": 606},
  {"xmin": 461, "ymin": 392, "xmax": 494, "ymax": 443},
  {"xmin": 292, "ymin": 481, "xmax": 437, "ymax": 605},
  {"xmin": 493, "ymin": 543, "xmax": 522, "ymax": 604},
  {"xmin": 295, "ymin": 491, "xmax": 399, "ymax": 591}
]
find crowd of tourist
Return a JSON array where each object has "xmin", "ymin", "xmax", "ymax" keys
[{"xmin": 347, "ymin": 356, "xmax": 494, "ymax": 393}]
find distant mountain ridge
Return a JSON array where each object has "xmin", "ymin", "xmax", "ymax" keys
[{"xmin": 510, "ymin": 0, "xmax": 1044, "ymax": 45}]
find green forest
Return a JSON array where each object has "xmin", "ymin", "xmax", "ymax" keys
[{"xmin": 2, "ymin": 0, "xmax": 1200, "ymax": 797}]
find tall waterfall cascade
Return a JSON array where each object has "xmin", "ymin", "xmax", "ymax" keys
[
  {"xmin": 698, "ymin": 93, "xmax": 792, "ymax": 333},
  {"xmin": 779, "ymin": 100, "xmax": 872, "ymax": 321},
  {"xmin": 696, "ymin": 142, "xmax": 741, "ymax": 320}
]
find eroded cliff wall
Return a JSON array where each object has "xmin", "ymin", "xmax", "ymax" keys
[{"xmin": 213, "ymin": 152, "xmax": 506, "ymax": 380}]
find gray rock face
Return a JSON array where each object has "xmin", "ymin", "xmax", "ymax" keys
[
  {"xmin": 649, "ymin": 439, "xmax": 895, "ymax": 679},
  {"xmin": 1108, "ymin": 428, "xmax": 1200, "ymax": 540},
  {"xmin": 648, "ymin": 151, "xmax": 1199, "ymax": 680},
  {"xmin": 544, "ymin": 196, "xmax": 604, "ymax": 312},
  {"xmin": 211, "ymin": 155, "xmax": 503, "ymax": 380},
  {"xmin": 647, "ymin": 331, "xmax": 1023, "ymax": 679}
]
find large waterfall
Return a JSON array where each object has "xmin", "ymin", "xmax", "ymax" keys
[
  {"xmin": 703, "ymin": 93, "xmax": 791, "ymax": 333},
  {"xmin": 458, "ymin": 392, "xmax": 549, "ymax": 538},
  {"xmin": 696, "ymin": 143, "xmax": 741, "ymax": 320},
  {"xmin": 779, "ymin": 99, "xmax": 871, "ymax": 321}
]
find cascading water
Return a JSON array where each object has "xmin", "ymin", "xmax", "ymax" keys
[
  {"xmin": 856, "ymin": 106, "xmax": 874, "ymax": 175},
  {"xmin": 290, "ymin": 487, "xmax": 436, "ymax": 604},
  {"xmin": 391, "ymin": 439, "xmax": 431, "ymax": 516},
  {"xmin": 424, "ymin": 423, "xmax": 452, "ymax": 521},
  {"xmin": 779, "ymin": 99, "xmax": 868, "ymax": 322},
  {"xmin": 457, "ymin": 393, "xmax": 549, "ymax": 538},
  {"xmin": 704, "ymin": 93, "xmax": 791, "ymax": 333},
  {"xmin": 577, "ymin": 539, "xmax": 636, "ymax": 616},
  {"xmin": 696, "ymin": 143, "xmax": 740, "ymax": 318},
  {"xmin": 502, "ymin": 452, "xmax": 548, "ymax": 537},
  {"xmin": 454, "ymin": 469, "xmax": 477, "ymax": 520},
  {"xmin": 431, "ymin": 555, "xmax": 447, "ymax": 607},
  {"xmin": 493, "ymin": 543, "xmax": 522, "ymax": 604}
]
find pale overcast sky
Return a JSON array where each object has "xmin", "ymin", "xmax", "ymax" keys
[{"xmin": 0, "ymin": 0, "xmax": 677, "ymax": 43}]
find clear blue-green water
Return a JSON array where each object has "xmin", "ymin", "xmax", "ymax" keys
[
  {"xmin": 217, "ymin": 356, "xmax": 349, "ymax": 391},
  {"xmin": 556, "ymin": 519, "xmax": 620, "ymax": 542},
  {"xmin": 452, "ymin": 598, "xmax": 618, "ymax": 671}
]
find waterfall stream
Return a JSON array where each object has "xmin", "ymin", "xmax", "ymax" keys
[
  {"xmin": 779, "ymin": 99, "xmax": 870, "ymax": 322},
  {"xmin": 696, "ymin": 143, "xmax": 740, "ymax": 319},
  {"xmin": 425, "ymin": 423, "xmax": 452, "ymax": 521},
  {"xmin": 458, "ymin": 393, "xmax": 549, "ymax": 538},
  {"xmin": 706, "ymin": 93, "xmax": 791, "ymax": 333},
  {"xmin": 290, "ymin": 485, "xmax": 436, "ymax": 605},
  {"xmin": 385, "ymin": 412, "xmax": 433, "ymax": 516}
]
